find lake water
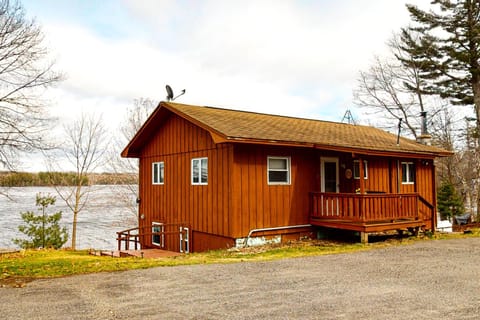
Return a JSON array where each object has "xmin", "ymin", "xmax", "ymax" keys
[{"xmin": 0, "ymin": 185, "xmax": 138, "ymax": 250}]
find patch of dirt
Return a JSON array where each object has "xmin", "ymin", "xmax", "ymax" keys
[
  {"xmin": 227, "ymin": 231, "xmax": 421, "ymax": 255},
  {"xmin": 0, "ymin": 276, "xmax": 35, "ymax": 288},
  {"xmin": 226, "ymin": 238, "xmax": 339, "ymax": 254}
]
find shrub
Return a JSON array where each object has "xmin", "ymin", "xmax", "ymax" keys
[
  {"xmin": 12, "ymin": 193, "xmax": 68, "ymax": 249},
  {"xmin": 437, "ymin": 181, "xmax": 465, "ymax": 221}
]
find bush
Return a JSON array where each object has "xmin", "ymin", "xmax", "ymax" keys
[
  {"xmin": 12, "ymin": 193, "xmax": 68, "ymax": 249},
  {"xmin": 437, "ymin": 181, "xmax": 465, "ymax": 221}
]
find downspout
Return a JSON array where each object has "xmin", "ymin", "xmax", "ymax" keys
[{"xmin": 243, "ymin": 224, "xmax": 312, "ymax": 247}]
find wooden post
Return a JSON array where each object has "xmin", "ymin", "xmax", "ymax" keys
[
  {"xmin": 358, "ymin": 158, "xmax": 365, "ymax": 194},
  {"xmin": 360, "ymin": 232, "xmax": 368, "ymax": 244},
  {"xmin": 358, "ymin": 158, "xmax": 366, "ymax": 222}
]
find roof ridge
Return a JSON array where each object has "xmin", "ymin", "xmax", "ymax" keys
[{"xmin": 166, "ymin": 101, "xmax": 366, "ymax": 129}]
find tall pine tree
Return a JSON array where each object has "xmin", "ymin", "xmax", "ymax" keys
[{"xmin": 406, "ymin": 1, "xmax": 480, "ymax": 140}]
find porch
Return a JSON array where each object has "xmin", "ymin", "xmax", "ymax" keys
[{"xmin": 309, "ymin": 192, "xmax": 435, "ymax": 243}]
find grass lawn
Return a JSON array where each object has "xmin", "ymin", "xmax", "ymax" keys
[{"xmin": 1, "ymin": 230, "xmax": 479, "ymax": 287}]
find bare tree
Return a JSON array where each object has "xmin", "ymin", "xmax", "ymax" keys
[
  {"xmin": 0, "ymin": 0, "xmax": 62, "ymax": 170},
  {"xmin": 107, "ymin": 98, "xmax": 156, "ymax": 217},
  {"xmin": 121, "ymin": 98, "xmax": 156, "ymax": 143},
  {"xmin": 458, "ymin": 119, "xmax": 480, "ymax": 220},
  {"xmin": 431, "ymin": 107, "xmax": 467, "ymax": 193},
  {"xmin": 354, "ymin": 32, "xmax": 439, "ymax": 137},
  {"xmin": 50, "ymin": 113, "xmax": 107, "ymax": 249}
]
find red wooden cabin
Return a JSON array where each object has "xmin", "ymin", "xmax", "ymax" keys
[{"xmin": 121, "ymin": 101, "xmax": 451, "ymax": 252}]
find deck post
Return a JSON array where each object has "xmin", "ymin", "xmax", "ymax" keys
[
  {"xmin": 358, "ymin": 157, "xmax": 365, "ymax": 194},
  {"xmin": 360, "ymin": 232, "xmax": 368, "ymax": 244}
]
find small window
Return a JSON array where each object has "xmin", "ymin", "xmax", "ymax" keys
[
  {"xmin": 152, "ymin": 162, "xmax": 164, "ymax": 185},
  {"xmin": 353, "ymin": 160, "xmax": 368, "ymax": 179},
  {"xmin": 268, "ymin": 157, "xmax": 291, "ymax": 184},
  {"xmin": 402, "ymin": 162, "xmax": 415, "ymax": 184},
  {"xmin": 152, "ymin": 222, "xmax": 164, "ymax": 247},
  {"xmin": 192, "ymin": 157, "xmax": 208, "ymax": 185}
]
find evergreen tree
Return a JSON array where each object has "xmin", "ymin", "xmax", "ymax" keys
[
  {"xmin": 13, "ymin": 193, "xmax": 68, "ymax": 249},
  {"xmin": 406, "ymin": 1, "xmax": 480, "ymax": 217},
  {"xmin": 354, "ymin": 30, "xmax": 443, "ymax": 139},
  {"xmin": 437, "ymin": 182, "xmax": 465, "ymax": 221},
  {"xmin": 405, "ymin": 1, "xmax": 480, "ymax": 140}
]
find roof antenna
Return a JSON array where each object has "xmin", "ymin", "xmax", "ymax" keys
[
  {"xmin": 341, "ymin": 109, "xmax": 357, "ymax": 124},
  {"xmin": 165, "ymin": 84, "xmax": 186, "ymax": 101},
  {"xmin": 396, "ymin": 118, "xmax": 402, "ymax": 146}
]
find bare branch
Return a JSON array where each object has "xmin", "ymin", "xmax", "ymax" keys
[
  {"xmin": 105, "ymin": 98, "xmax": 155, "ymax": 216},
  {"xmin": 49, "ymin": 113, "xmax": 108, "ymax": 249},
  {"xmin": 0, "ymin": 0, "xmax": 63, "ymax": 170}
]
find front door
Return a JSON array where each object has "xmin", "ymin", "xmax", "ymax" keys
[{"xmin": 321, "ymin": 157, "xmax": 339, "ymax": 193}]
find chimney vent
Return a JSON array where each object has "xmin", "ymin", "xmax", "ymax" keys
[{"xmin": 417, "ymin": 111, "xmax": 432, "ymax": 145}]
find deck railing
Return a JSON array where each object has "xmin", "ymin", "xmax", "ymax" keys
[
  {"xmin": 117, "ymin": 222, "xmax": 190, "ymax": 253},
  {"xmin": 310, "ymin": 192, "xmax": 420, "ymax": 222}
]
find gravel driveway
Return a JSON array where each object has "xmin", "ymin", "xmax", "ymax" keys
[{"xmin": 2, "ymin": 238, "xmax": 480, "ymax": 320}]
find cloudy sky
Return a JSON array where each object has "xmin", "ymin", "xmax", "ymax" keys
[{"xmin": 19, "ymin": 0, "xmax": 430, "ymax": 171}]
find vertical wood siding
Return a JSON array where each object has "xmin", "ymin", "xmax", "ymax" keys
[
  {"xmin": 350, "ymin": 158, "xmax": 391, "ymax": 193},
  {"xmin": 137, "ymin": 112, "xmax": 438, "ymax": 250},
  {"xmin": 138, "ymin": 114, "xmax": 233, "ymax": 251},
  {"xmin": 414, "ymin": 159, "xmax": 436, "ymax": 229},
  {"xmin": 231, "ymin": 145, "xmax": 319, "ymax": 238}
]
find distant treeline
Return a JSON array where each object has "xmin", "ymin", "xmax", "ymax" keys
[{"xmin": 0, "ymin": 172, "xmax": 137, "ymax": 187}]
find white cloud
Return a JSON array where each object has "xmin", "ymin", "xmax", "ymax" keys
[
  {"xmin": 119, "ymin": 0, "xmax": 432, "ymax": 115},
  {"xmin": 18, "ymin": 0, "xmax": 434, "ymax": 171}
]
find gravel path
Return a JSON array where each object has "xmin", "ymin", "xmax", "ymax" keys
[{"xmin": 2, "ymin": 238, "xmax": 480, "ymax": 319}]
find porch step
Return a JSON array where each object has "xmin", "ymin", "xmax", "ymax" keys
[{"xmin": 89, "ymin": 249, "xmax": 181, "ymax": 259}]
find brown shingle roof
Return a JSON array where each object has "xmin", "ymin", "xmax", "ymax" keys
[{"xmin": 122, "ymin": 101, "xmax": 452, "ymax": 158}]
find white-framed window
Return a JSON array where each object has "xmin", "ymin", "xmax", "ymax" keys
[
  {"xmin": 152, "ymin": 162, "xmax": 164, "ymax": 185},
  {"xmin": 152, "ymin": 222, "xmax": 164, "ymax": 247},
  {"xmin": 353, "ymin": 160, "xmax": 368, "ymax": 179},
  {"xmin": 401, "ymin": 162, "xmax": 415, "ymax": 184},
  {"xmin": 267, "ymin": 156, "xmax": 291, "ymax": 185},
  {"xmin": 191, "ymin": 157, "xmax": 208, "ymax": 185}
]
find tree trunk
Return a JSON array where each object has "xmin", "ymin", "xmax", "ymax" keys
[
  {"xmin": 71, "ymin": 185, "xmax": 82, "ymax": 250},
  {"xmin": 71, "ymin": 210, "xmax": 77, "ymax": 250}
]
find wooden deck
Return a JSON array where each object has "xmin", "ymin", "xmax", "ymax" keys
[
  {"xmin": 309, "ymin": 192, "xmax": 433, "ymax": 243},
  {"xmin": 309, "ymin": 217, "xmax": 425, "ymax": 233}
]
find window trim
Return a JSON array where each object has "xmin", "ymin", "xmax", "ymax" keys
[
  {"xmin": 401, "ymin": 162, "xmax": 415, "ymax": 184},
  {"xmin": 180, "ymin": 226, "xmax": 189, "ymax": 253},
  {"xmin": 152, "ymin": 161, "xmax": 164, "ymax": 185},
  {"xmin": 152, "ymin": 222, "xmax": 164, "ymax": 247},
  {"xmin": 191, "ymin": 157, "xmax": 208, "ymax": 185},
  {"xmin": 267, "ymin": 156, "xmax": 291, "ymax": 185},
  {"xmin": 353, "ymin": 160, "xmax": 368, "ymax": 180}
]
